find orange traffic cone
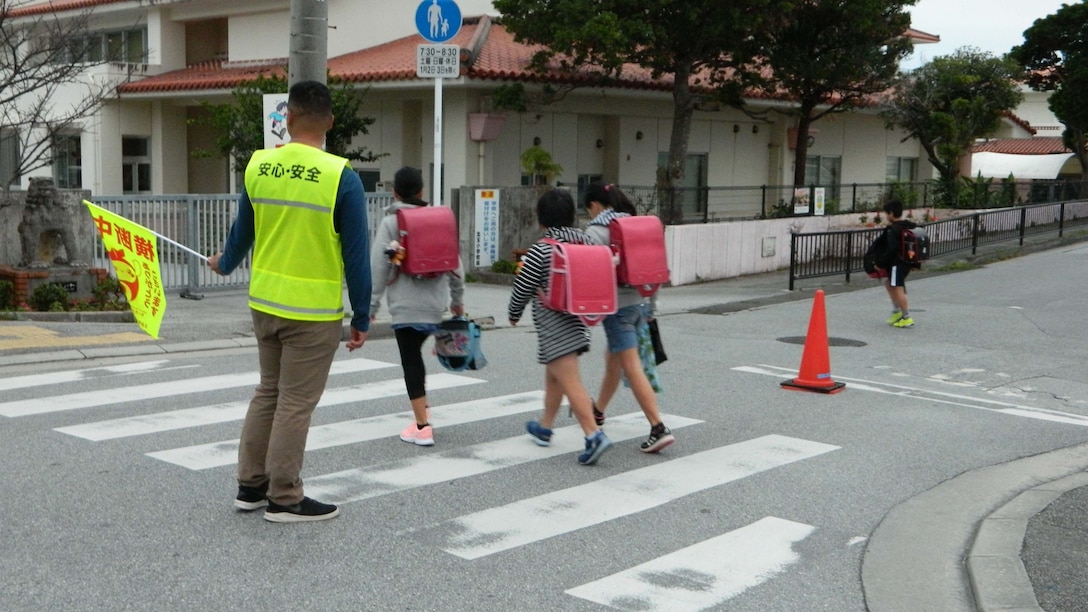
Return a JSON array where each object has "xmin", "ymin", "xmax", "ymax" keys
[{"xmin": 781, "ymin": 289, "xmax": 846, "ymax": 394}]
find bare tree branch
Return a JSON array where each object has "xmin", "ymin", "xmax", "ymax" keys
[{"xmin": 0, "ymin": 0, "xmax": 131, "ymax": 192}]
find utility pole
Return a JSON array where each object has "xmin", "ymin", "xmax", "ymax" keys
[{"xmin": 288, "ymin": 0, "xmax": 328, "ymax": 86}]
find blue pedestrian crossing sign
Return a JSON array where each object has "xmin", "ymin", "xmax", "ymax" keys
[{"xmin": 415, "ymin": 0, "xmax": 461, "ymax": 43}]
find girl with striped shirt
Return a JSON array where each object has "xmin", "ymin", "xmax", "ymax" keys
[{"xmin": 507, "ymin": 190, "xmax": 613, "ymax": 465}]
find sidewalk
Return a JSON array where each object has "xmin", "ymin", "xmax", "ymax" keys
[{"xmin": 1, "ymin": 240, "xmax": 1085, "ymax": 610}]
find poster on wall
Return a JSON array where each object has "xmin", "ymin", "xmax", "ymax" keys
[
  {"xmin": 474, "ymin": 189, "xmax": 500, "ymax": 268},
  {"xmin": 814, "ymin": 187, "xmax": 825, "ymax": 216},
  {"xmin": 793, "ymin": 187, "xmax": 810, "ymax": 215},
  {"xmin": 263, "ymin": 94, "xmax": 290, "ymax": 150}
]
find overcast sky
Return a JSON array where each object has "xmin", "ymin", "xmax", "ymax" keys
[{"xmin": 902, "ymin": 0, "xmax": 1075, "ymax": 69}]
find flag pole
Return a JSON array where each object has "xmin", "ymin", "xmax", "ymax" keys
[{"xmin": 152, "ymin": 231, "xmax": 209, "ymax": 262}]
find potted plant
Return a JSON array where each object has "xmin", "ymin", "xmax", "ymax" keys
[{"xmin": 520, "ymin": 145, "xmax": 563, "ymax": 186}]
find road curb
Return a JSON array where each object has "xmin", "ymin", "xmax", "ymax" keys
[
  {"xmin": 862, "ymin": 442, "xmax": 1088, "ymax": 612},
  {"xmin": 967, "ymin": 469, "xmax": 1088, "ymax": 611}
]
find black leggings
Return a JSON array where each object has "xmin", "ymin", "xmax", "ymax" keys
[{"xmin": 394, "ymin": 327, "xmax": 429, "ymax": 400}]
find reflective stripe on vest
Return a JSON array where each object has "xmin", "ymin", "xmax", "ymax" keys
[{"xmin": 245, "ymin": 143, "xmax": 349, "ymax": 322}]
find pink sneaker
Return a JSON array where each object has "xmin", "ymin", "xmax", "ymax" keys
[{"xmin": 399, "ymin": 423, "xmax": 434, "ymax": 446}]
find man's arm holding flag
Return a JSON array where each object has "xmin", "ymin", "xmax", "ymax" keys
[{"xmin": 209, "ymin": 188, "xmax": 255, "ymax": 275}]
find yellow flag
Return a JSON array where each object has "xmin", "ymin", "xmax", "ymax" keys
[{"xmin": 84, "ymin": 200, "xmax": 167, "ymax": 339}]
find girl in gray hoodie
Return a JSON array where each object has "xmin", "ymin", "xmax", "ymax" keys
[{"xmin": 370, "ymin": 167, "xmax": 464, "ymax": 446}]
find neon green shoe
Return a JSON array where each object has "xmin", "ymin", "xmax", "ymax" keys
[
  {"xmin": 886, "ymin": 311, "xmax": 903, "ymax": 325},
  {"xmin": 893, "ymin": 317, "xmax": 914, "ymax": 328}
]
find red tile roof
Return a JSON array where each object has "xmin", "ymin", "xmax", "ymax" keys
[
  {"xmin": 119, "ymin": 16, "xmax": 761, "ymax": 98},
  {"xmin": 115, "ymin": 15, "xmax": 931, "ymax": 104},
  {"xmin": 118, "ymin": 59, "xmax": 287, "ymax": 93},
  {"xmin": 906, "ymin": 28, "xmax": 940, "ymax": 45},
  {"xmin": 1002, "ymin": 111, "xmax": 1036, "ymax": 135},
  {"xmin": 8, "ymin": 0, "xmax": 134, "ymax": 18},
  {"xmin": 973, "ymin": 137, "xmax": 1070, "ymax": 155}
]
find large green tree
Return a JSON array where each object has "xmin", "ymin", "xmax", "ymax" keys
[
  {"xmin": 1010, "ymin": 2, "xmax": 1088, "ymax": 195},
  {"xmin": 881, "ymin": 48, "xmax": 1023, "ymax": 206},
  {"xmin": 748, "ymin": 0, "xmax": 916, "ymax": 188},
  {"xmin": 190, "ymin": 72, "xmax": 383, "ymax": 174},
  {"xmin": 492, "ymin": 0, "xmax": 793, "ymax": 223}
]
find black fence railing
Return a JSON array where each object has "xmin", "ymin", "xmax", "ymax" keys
[
  {"xmin": 597, "ymin": 179, "xmax": 1088, "ymax": 225},
  {"xmin": 788, "ymin": 200, "xmax": 1088, "ymax": 290}
]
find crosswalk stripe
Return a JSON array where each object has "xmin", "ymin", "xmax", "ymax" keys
[
  {"xmin": 0, "ymin": 358, "xmax": 394, "ymax": 418},
  {"xmin": 734, "ymin": 364, "xmax": 1088, "ymax": 428},
  {"xmin": 146, "ymin": 387, "xmax": 537, "ymax": 470},
  {"xmin": 439, "ymin": 435, "xmax": 839, "ymax": 560},
  {"xmin": 0, "ymin": 360, "xmax": 175, "ymax": 392},
  {"xmin": 55, "ymin": 373, "xmax": 482, "ymax": 441},
  {"xmin": 565, "ymin": 516, "xmax": 814, "ymax": 611},
  {"xmin": 305, "ymin": 413, "xmax": 704, "ymax": 505}
]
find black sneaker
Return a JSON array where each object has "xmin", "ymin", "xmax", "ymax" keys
[
  {"xmin": 639, "ymin": 426, "xmax": 675, "ymax": 453},
  {"xmin": 593, "ymin": 402, "xmax": 606, "ymax": 428},
  {"xmin": 263, "ymin": 497, "xmax": 340, "ymax": 523},
  {"xmin": 234, "ymin": 483, "xmax": 268, "ymax": 511}
]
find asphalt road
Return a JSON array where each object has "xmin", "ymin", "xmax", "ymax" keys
[{"xmin": 2, "ymin": 243, "xmax": 1087, "ymax": 610}]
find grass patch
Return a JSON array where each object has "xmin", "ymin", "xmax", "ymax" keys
[{"xmin": 926, "ymin": 261, "xmax": 979, "ymax": 272}]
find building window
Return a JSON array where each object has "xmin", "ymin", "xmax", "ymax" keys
[
  {"xmin": 0, "ymin": 129, "xmax": 19, "ymax": 190},
  {"xmin": 122, "ymin": 136, "xmax": 151, "ymax": 194},
  {"xmin": 575, "ymin": 174, "xmax": 603, "ymax": 209},
  {"xmin": 886, "ymin": 156, "xmax": 918, "ymax": 182},
  {"xmin": 53, "ymin": 134, "xmax": 82, "ymax": 189},
  {"xmin": 355, "ymin": 169, "xmax": 380, "ymax": 195},
  {"xmin": 805, "ymin": 155, "xmax": 842, "ymax": 202},
  {"xmin": 61, "ymin": 27, "xmax": 148, "ymax": 64}
]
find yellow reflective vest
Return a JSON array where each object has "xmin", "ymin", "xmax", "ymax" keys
[{"xmin": 244, "ymin": 143, "xmax": 350, "ymax": 321}]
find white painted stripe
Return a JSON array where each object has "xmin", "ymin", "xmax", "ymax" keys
[
  {"xmin": 56, "ymin": 373, "xmax": 477, "ymax": 441},
  {"xmin": 440, "ymin": 435, "xmax": 839, "ymax": 560},
  {"xmin": 306, "ymin": 413, "xmax": 703, "ymax": 504},
  {"xmin": 0, "ymin": 358, "xmax": 393, "ymax": 418},
  {"xmin": 565, "ymin": 516, "xmax": 813, "ymax": 605},
  {"xmin": 566, "ymin": 516, "xmax": 814, "ymax": 611},
  {"xmin": 0, "ymin": 360, "xmax": 175, "ymax": 393},
  {"xmin": 734, "ymin": 365, "xmax": 1088, "ymax": 428},
  {"xmin": 147, "ymin": 385, "xmax": 529, "ymax": 470}
]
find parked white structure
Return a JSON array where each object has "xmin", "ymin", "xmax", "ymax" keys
[{"xmin": 3, "ymin": 0, "xmax": 945, "ymax": 209}]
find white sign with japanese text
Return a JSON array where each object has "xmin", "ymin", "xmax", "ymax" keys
[
  {"xmin": 417, "ymin": 44, "xmax": 460, "ymax": 78},
  {"xmin": 474, "ymin": 189, "xmax": 500, "ymax": 268}
]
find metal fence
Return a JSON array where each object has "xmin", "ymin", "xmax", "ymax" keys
[
  {"xmin": 612, "ymin": 179, "xmax": 1088, "ymax": 223},
  {"xmin": 90, "ymin": 192, "xmax": 393, "ymax": 295},
  {"xmin": 787, "ymin": 200, "xmax": 1088, "ymax": 289}
]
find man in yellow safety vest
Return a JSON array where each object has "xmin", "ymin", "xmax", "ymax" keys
[{"xmin": 209, "ymin": 80, "xmax": 371, "ymax": 523}]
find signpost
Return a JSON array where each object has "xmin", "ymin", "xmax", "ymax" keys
[{"xmin": 415, "ymin": 0, "xmax": 461, "ymax": 205}]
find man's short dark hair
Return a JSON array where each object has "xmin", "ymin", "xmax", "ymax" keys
[
  {"xmin": 883, "ymin": 198, "xmax": 904, "ymax": 217},
  {"xmin": 288, "ymin": 80, "xmax": 333, "ymax": 119},
  {"xmin": 537, "ymin": 189, "xmax": 575, "ymax": 228}
]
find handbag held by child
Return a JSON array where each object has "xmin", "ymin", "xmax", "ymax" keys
[{"xmin": 434, "ymin": 316, "xmax": 487, "ymax": 372}]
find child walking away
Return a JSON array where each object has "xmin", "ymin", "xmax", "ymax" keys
[
  {"xmin": 371, "ymin": 166, "xmax": 465, "ymax": 446},
  {"xmin": 508, "ymin": 189, "xmax": 614, "ymax": 465},
  {"xmin": 875, "ymin": 198, "xmax": 917, "ymax": 328},
  {"xmin": 583, "ymin": 182, "xmax": 675, "ymax": 453}
]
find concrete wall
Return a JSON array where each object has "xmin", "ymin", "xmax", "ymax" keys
[{"xmin": 451, "ymin": 184, "xmax": 943, "ymax": 287}]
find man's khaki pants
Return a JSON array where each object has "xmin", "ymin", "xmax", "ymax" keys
[{"xmin": 237, "ymin": 310, "xmax": 342, "ymax": 505}]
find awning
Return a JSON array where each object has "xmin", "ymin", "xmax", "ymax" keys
[{"xmin": 970, "ymin": 151, "xmax": 1077, "ymax": 179}]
